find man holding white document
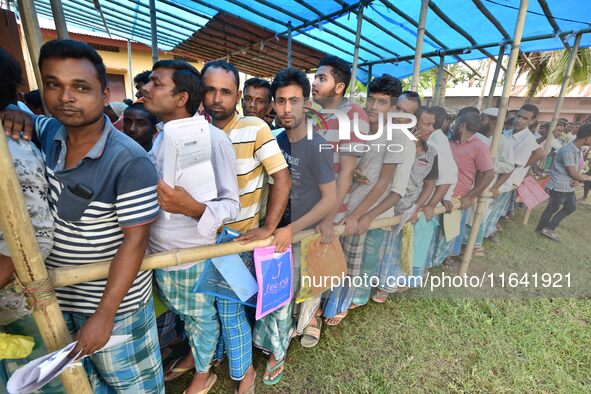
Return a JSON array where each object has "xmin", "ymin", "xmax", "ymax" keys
[{"xmin": 143, "ymin": 60, "xmax": 240, "ymax": 394}]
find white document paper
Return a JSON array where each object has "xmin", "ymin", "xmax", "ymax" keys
[
  {"xmin": 7, "ymin": 335, "xmax": 130, "ymax": 394},
  {"xmin": 161, "ymin": 117, "xmax": 218, "ymax": 219},
  {"xmin": 394, "ymin": 204, "xmax": 417, "ymax": 235}
]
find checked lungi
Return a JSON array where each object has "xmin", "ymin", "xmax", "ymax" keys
[
  {"xmin": 155, "ymin": 263, "xmax": 219, "ymax": 374},
  {"xmin": 63, "ymin": 298, "xmax": 164, "ymax": 393}
]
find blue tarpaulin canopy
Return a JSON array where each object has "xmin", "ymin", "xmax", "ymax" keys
[{"xmin": 32, "ymin": 0, "xmax": 591, "ymax": 80}]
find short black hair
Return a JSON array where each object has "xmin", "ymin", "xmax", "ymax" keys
[
  {"xmin": 457, "ymin": 111, "xmax": 481, "ymax": 134},
  {"xmin": 124, "ymin": 102, "xmax": 157, "ymax": 126},
  {"xmin": 202, "ymin": 60, "xmax": 240, "ymax": 89},
  {"xmin": 153, "ymin": 59, "xmax": 202, "ymax": 115},
  {"xmin": 24, "ymin": 89, "xmax": 42, "ymax": 108},
  {"xmin": 367, "ymin": 74, "xmax": 402, "ymax": 104},
  {"xmin": 417, "ymin": 106, "xmax": 435, "ymax": 119},
  {"xmin": 133, "ymin": 70, "xmax": 152, "ymax": 85},
  {"xmin": 244, "ymin": 77, "xmax": 271, "ymax": 103},
  {"xmin": 39, "ymin": 39, "xmax": 107, "ymax": 90},
  {"xmin": 123, "ymin": 98, "xmax": 134, "ymax": 106},
  {"xmin": 576, "ymin": 124, "xmax": 591, "ymax": 140},
  {"xmin": 271, "ymin": 67, "xmax": 311, "ymax": 99},
  {"xmin": 520, "ymin": 103, "xmax": 539, "ymax": 118},
  {"xmin": 0, "ymin": 48, "xmax": 22, "ymax": 109},
  {"xmin": 318, "ymin": 55, "xmax": 351, "ymax": 95},
  {"xmin": 458, "ymin": 106, "xmax": 479, "ymax": 117},
  {"xmin": 557, "ymin": 117, "xmax": 568, "ymax": 125},
  {"xmin": 431, "ymin": 106, "xmax": 448, "ymax": 130},
  {"xmin": 399, "ymin": 90, "xmax": 422, "ymax": 108}
]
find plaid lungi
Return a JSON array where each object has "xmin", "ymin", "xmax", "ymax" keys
[
  {"xmin": 378, "ymin": 230, "xmax": 405, "ymax": 292},
  {"xmin": 449, "ymin": 209, "xmax": 468, "ymax": 257},
  {"xmin": 155, "ymin": 264, "xmax": 219, "ymax": 374},
  {"xmin": 426, "ymin": 215, "xmax": 450, "ymax": 268},
  {"xmin": 62, "ymin": 298, "xmax": 164, "ymax": 394},
  {"xmin": 214, "ymin": 251, "xmax": 254, "ymax": 381},
  {"xmin": 322, "ymin": 234, "xmax": 367, "ymax": 318},
  {"xmin": 485, "ymin": 192, "xmax": 513, "ymax": 238},
  {"xmin": 351, "ymin": 229, "xmax": 388, "ymax": 306}
]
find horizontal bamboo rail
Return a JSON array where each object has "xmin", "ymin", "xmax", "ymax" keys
[{"xmin": 50, "ymin": 201, "xmax": 464, "ymax": 288}]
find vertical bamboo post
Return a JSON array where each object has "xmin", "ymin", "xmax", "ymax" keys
[
  {"xmin": 49, "ymin": 0, "xmax": 69, "ymax": 39},
  {"xmin": 349, "ymin": 4, "xmax": 364, "ymax": 100},
  {"xmin": 459, "ymin": 0, "xmax": 529, "ymax": 276},
  {"xmin": 17, "ymin": 0, "xmax": 44, "ymax": 94},
  {"xmin": 127, "ymin": 39, "xmax": 134, "ymax": 98},
  {"xmin": 0, "ymin": 129, "xmax": 92, "ymax": 393},
  {"xmin": 543, "ymin": 33, "xmax": 582, "ymax": 155},
  {"xmin": 477, "ymin": 59, "xmax": 493, "ymax": 110},
  {"xmin": 522, "ymin": 207, "xmax": 532, "ymax": 225},
  {"xmin": 411, "ymin": 0, "xmax": 429, "ymax": 91},
  {"xmin": 433, "ymin": 54, "xmax": 445, "ymax": 106}
]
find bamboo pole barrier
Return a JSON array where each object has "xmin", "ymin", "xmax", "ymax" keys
[
  {"xmin": 459, "ymin": 0, "xmax": 529, "ymax": 277},
  {"xmin": 51, "ymin": 202, "xmax": 462, "ymax": 288},
  {"xmin": 0, "ymin": 130, "xmax": 92, "ymax": 393},
  {"xmin": 410, "ymin": 0, "xmax": 429, "ymax": 91},
  {"xmin": 17, "ymin": 0, "xmax": 45, "ymax": 99}
]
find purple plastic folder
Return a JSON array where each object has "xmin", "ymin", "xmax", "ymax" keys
[{"xmin": 253, "ymin": 246, "xmax": 293, "ymax": 320}]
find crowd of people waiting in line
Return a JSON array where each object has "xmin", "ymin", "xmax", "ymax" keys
[{"xmin": 1, "ymin": 39, "xmax": 591, "ymax": 394}]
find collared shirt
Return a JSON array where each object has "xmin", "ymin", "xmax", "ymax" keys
[
  {"xmin": 500, "ymin": 127, "xmax": 540, "ymax": 192},
  {"xmin": 35, "ymin": 115, "xmax": 159, "ymax": 314},
  {"xmin": 395, "ymin": 142, "xmax": 439, "ymax": 215},
  {"xmin": 347, "ymin": 129, "xmax": 408, "ymax": 216},
  {"xmin": 389, "ymin": 133, "xmax": 417, "ymax": 199},
  {"xmin": 222, "ymin": 113, "xmax": 287, "ymax": 233},
  {"xmin": 546, "ymin": 142, "xmax": 579, "ymax": 192},
  {"xmin": 475, "ymin": 133, "xmax": 515, "ymax": 174},
  {"xmin": 428, "ymin": 129, "xmax": 458, "ymax": 200},
  {"xmin": 451, "ymin": 134, "xmax": 494, "ymax": 197},
  {"xmin": 148, "ymin": 121, "xmax": 240, "ymax": 270}
]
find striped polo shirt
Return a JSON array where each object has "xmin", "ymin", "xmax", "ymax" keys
[
  {"xmin": 36, "ymin": 116, "xmax": 159, "ymax": 314},
  {"xmin": 222, "ymin": 113, "xmax": 288, "ymax": 233}
]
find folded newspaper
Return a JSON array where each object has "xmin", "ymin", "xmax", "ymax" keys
[{"xmin": 6, "ymin": 335, "xmax": 130, "ymax": 394}]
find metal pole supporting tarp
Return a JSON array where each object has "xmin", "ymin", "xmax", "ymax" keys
[
  {"xmin": 459, "ymin": 0, "xmax": 529, "ymax": 277},
  {"xmin": 287, "ymin": 21, "xmax": 292, "ymax": 67},
  {"xmin": 49, "ymin": 0, "xmax": 69, "ymax": 39},
  {"xmin": 349, "ymin": 4, "xmax": 364, "ymax": 100},
  {"xmin": 149, "ymin": 0, "xmax": 158, "ymax": 64},
  {"xmin": 487, "ymin": 44, "xmax": 506, "ymax": 108},
  {"xmin": 411, "ymin": 0, "xmax": 429, "ymax": 91},
  {"xmin": 433, "ymin": 54, "xmax": 445, "ymax": 106},
  {"xmin": 128, "ymin": 39, "xmax": 134, "ymax": 98},
  {"xmin": 0, "ymin": 128, "xmax": 92, "ymax": 394}
]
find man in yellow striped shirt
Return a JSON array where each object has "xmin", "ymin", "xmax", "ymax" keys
[{"xmin": 201, "ymin": 60, "xmax": 291, "ymax": 394}]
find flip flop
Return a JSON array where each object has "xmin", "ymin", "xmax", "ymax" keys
[
  {"xmin": 371, "ymin": 290, "xmax": 388, "ymax": 303},
  {"xmin": 164, "ymin": 356, "xmax": 194, "ymax": 382},
  {"xmin": 183, "ymin": 373, "xmax": 217, "ymax": 394},
  {"xmin": 300, "ymin": 316, "xmax": 322, "ymax": 348},
  {"xmin": 324, "ymin": 311, "xmax": 348, "ymax": 326},
  {"xmin": 263, "ymin": 358, "xmax": 285, "ymax": 386}
]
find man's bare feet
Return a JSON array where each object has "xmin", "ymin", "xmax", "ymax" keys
[
  {"xmin": 164, "ymin": 352, "xmax": 195, "ymax": 382},
  {"xmin": 185, "ymin": 371, "xmax": 217, "ymax": 394},
  {"xmin": 237, "ymin": 365, "xmax": 256, "ymax": 394}
]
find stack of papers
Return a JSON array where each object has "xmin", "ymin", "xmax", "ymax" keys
[
  {"xmin": 161, "ymin": 117, "xmax": 218, "ymax": 218},
  {"xmin": 6, "ymin": 335, "xmax": 130, "ymax": 394}
]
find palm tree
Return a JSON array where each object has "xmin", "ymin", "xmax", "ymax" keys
[{"xmin": 516, "ymin": 48, "xmax": 591, "ymax": 98}]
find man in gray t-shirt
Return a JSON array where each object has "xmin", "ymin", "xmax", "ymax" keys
[{"xmin": 536, "ymin": 125, "xmax": 591, "ymax": 241}]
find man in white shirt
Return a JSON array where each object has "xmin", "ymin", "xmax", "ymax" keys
[
  {"xmin": 143, "ymin": 60, "xmax": 240, "ymax": 394},
  {"xmin": 499, "ymin": 104, "xmax": 546, "ymax": 219}
]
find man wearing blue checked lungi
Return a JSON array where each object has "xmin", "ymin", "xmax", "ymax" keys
[{"xmin": 143, "ymin": 60, "xmax": 239, "ymax": 394}]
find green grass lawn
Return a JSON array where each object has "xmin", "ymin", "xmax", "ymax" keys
[{"xmin": 167, "ymin": 202, "xmax": 591, "ymax": 393}]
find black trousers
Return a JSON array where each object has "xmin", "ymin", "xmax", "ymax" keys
[{"xmin": 536, "ymin": 189, "xmax": 577, "ymax": 231}]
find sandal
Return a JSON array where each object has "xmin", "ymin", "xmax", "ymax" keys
[
  {"xmin": 263, "ymin": 358, "xmax": 285, "ymax": 386},
  {"xmin": 300, "ymin": 316, "xmax": 322, "ymax": 348},
  {"xmin": 324, "ymin": 311, "xmax": 348, "ymax": 326},
  {"xmin": 182, "ymin": 372, "xmax": 217, "ymax": 394},
  {"xmin": 371, "ymin": 290, "xmax": 388, "ymax": 303},
  {"xmin": 165, "ymin": 356, "xmax": 194, "ymax": 382}
]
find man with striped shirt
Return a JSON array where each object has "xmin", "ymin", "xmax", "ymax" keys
[
  {"xmin": 201, "ymin": 60, "xmax": 290, "ymax": 393},
  {"xmin": 28, "ymin": 40, "xmax": 163, "ymax": 392}
]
